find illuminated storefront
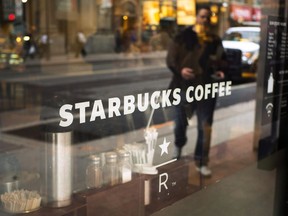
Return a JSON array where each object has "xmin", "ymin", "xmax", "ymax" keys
[
  {"xmin": 177, "ymin": 0, "xmax": 196, "ymax": 25},
  {"xmin": 230, "ymin": 3, "xmax": 261, "ymax": 24}
]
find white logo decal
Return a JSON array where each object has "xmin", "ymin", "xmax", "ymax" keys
[
  {"xmin": 159, "ymin": 138, "xmax": 170, "ymax": 156},
  {"xmin": 159, "ymin": 173, "xmax": 168, "ymax": 193}
]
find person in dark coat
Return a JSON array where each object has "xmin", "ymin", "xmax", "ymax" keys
[{"xmin": 166, "ymin": 7, "xmax": 227, "ymax": 177}]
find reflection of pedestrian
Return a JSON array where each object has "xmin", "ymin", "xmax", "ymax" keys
[
  {"xmin": 150, "ymin": 30, "xmax": 172, "ymax": 51},
  {"xmin": 114, "ymin": 28, "xmax": 122, "ymax": 53},
  {"xmin": 23, "ymin": 32, "xmax": 37, "ymax": 60},
  {"xmin": 166, "ymin": 7, "xmax": 227, "ymax": 177},
  {"xmin": 39, "ymin": 34, "xmax": 49, "ymax": 59},
  {"xmin": 122, "ymin": 30, "xmax": 130, "ymax": 53},
  {"xmin": 129, "ymin": 29, "xmax": 139, "ymax": 53},
  {"xmin": 75, "ymin": 31, "xmax": 87, "ymax": 57}
]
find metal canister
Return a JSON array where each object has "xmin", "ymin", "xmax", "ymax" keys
[{"xmin": 42, "ymin": 131, "xmax": 72, "ymax": 207}]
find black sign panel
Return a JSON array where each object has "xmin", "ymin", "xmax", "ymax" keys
[{"xmin": 262, "ymin": 16, "xmax": 288, "ymax": 125}]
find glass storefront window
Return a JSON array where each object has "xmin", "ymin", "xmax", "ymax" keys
[{"xmin": 0, "ymin": 0, "xmax": 287, "ymax": 215}]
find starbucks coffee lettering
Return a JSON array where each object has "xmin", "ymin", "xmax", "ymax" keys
[{"xmin": 59, "ymin": 81, "xmax": 232, "ymax": 127}]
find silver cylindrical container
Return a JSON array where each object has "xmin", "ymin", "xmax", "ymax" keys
[{"xmin": 42, "ymin": 131, "xmax": 72, "ymax": 207}]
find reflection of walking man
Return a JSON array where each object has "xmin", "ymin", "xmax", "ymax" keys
[{"xmin": 167, "ymin": 7, "xmax": 227, "ymax": 176}]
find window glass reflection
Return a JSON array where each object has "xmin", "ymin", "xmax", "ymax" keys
[{"xmin": 0, "ymin": 0, "xmax": 285, "ymax": 215}]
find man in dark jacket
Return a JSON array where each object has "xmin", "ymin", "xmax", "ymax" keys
[{"xmin": 166, "ymin": 7, "xmax": 227, "ymax": 176}]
